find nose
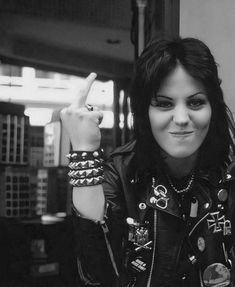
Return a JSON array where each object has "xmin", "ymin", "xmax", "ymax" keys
[{"xmin": 173, "ymin": 105, "xmax": 190, "ymax": 126}]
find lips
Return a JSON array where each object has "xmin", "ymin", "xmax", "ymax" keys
[
  {"xmin": 170, "ymin": 131, "xmax": 194, "ymax": 135},
  {"xmin": 169, "ymin": 131, "xmax": 194, "ymax": 137}
]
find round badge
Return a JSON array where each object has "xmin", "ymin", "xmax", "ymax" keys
[
  {"xmin": 203, "ymin": 263, "xmax": 230, "ymax": 287},
  {"xmin": 217, "ymin": 189, "xmax": 228, "ymax": 202},
  {"xmin": 197, "ymin": 237, "xmax": 206, "ymax": 252},
  {"xmin": 139, "ymin": 202, "xmax": 146, "ymax": 210}
]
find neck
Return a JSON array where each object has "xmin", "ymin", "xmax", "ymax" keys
[{"xmin": 163, "ymin": 152, "xmax": 198, "ymax": 179}]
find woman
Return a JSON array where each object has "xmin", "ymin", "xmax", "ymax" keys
[{"xmin": 61, "ymin": 37, "xmax": 235, "ymax": 286}]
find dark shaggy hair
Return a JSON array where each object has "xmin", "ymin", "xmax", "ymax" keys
[{"xmin": 130, "ymin": 37, "xmax": 235, "ymax": 177}]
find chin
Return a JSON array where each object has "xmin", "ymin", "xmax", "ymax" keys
[{"xmin": 167, "ymin": 150, "xmax": 198, "ymax": 159}]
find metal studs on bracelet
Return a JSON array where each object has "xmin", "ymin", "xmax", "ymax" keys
[
  {"xmin": 68, "ymin": 167, "xmax": 104, "ymax": 179},
  {"xmin": 69, "ymin": 175, "xmax": 104, "ymax": 187},
  {"xmin": 66, "ymin": 149, "xmax": 103, "ymax": 162},
  {"xmin": 68, "ymin": 159, "xmax": 103, "ymax": 170}
]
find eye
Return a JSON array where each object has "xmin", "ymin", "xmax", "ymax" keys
[
  {"xmin": 150, "ymin": 98, "xmax": 173, "ymax": 109},
  {"xmin": 188, "ymin": 98, "xmax": 206, "ymax": 109}
]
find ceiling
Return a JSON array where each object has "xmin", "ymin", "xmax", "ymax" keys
[{"xmin": 0, "ymin": 0, "xmax": 135, "ymax": 80}]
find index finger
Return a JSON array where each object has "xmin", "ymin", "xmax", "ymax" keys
[{"xmin": 73, "ymin": 72, "xmax": 97, "ymax": 108}]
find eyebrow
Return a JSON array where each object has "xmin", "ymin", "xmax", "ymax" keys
[{"xmin": 156, "ymin": 92, "xmax": 206, "ymax": 100}]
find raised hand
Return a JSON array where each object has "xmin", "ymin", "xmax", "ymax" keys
[{"xmin": 60, "ymin": 73, "xmax": 103, "ymax": 151}]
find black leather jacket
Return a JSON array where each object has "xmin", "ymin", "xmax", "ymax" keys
[{"xmin": 72, "ymin": 141, "xmax": 235, "ymax": 287}]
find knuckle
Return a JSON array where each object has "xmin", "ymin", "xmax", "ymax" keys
[
  {"xmin": 65, "ymin": 108, "xmax": 72, "ymax": 115},
  {"xmin": 76, "ymin": 110, "xmax": 85, "ymax": 120}
]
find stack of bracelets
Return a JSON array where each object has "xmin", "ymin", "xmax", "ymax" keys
[{"xmin": 67, "ymin": 149, "xmax": 104, "ymax": 187}]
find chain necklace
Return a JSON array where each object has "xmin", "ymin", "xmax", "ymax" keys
[{"xmin": 166, "ymin": 172, "xmax": 195, "ymax": 194}]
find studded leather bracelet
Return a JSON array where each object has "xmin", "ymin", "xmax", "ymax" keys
[
  {"xmin": 67, "ymin": 149, "xmax": 104, "ymax": 187},
  {"xmin": 68, "ymin": 166, "xmax": 104, "ymax": 179},
  {"xmin": 67, "ymin": 149, "xmax": 104, "ymax": 162},
  {"xmin": 69, "ymin": 175, "xmax": 104, "ymax": 187},
  {"xmin": 68, "ymin": 159, "xmax": 103, "ymax": 170}
]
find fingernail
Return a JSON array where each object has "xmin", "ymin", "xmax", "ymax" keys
[{"xmin": 90, "ymin": 72, "xmax": 97, "ymax": 78}]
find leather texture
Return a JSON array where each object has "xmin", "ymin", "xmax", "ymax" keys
[{"xmin": 72, "ymin": 141, "xmax": 235, "ymax": 287}]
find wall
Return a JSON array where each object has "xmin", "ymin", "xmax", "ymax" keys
[{"xmin": 180, "ymin": 0, "xmax": 235, "ymax": 113}]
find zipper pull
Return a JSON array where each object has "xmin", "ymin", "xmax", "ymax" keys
[
  {"xmin": 100, "ymin": 220, "xmax": 109, "ymax": 233},
  {"xmin": 189, "ymin": 197, "xmax": 198, "ymax": 218}
]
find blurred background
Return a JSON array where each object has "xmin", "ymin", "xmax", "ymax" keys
[{"xmin": 0, "ymin": 0, "xmax": 235, "ymax": 286}]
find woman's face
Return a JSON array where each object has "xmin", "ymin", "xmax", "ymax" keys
[{"xmin": 148, "ymin": 64, "xmax": 212, "ymax": 159}]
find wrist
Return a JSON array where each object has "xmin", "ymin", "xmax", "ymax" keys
[{"xmin": 71, "ymin": 144, "xmax": 100, "ymax": 152}]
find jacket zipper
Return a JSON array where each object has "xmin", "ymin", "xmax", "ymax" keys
[
  {"xmin": 100, "ymin": 221, "xmax": 120, "ymax": 277},
  {"xmin": 188, "ymin": 212, "xmax": 209, "ymax": 236},
  {"xmin": 147, "ymin": 209, "xmax": 157, "ymax": 287}
]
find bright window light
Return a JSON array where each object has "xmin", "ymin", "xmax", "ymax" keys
[
  {"xmin": 100, "ymin": 111, "xmax": 114, "ymax": 128},
  {"xmin": 0, "ymin": 65, "xmax": 115, "ymax": 129},
  {"xmin": 25, "ymin": 108, "xmax": 53, "ymax": 126}
]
